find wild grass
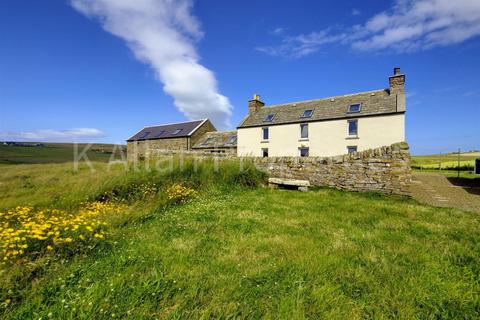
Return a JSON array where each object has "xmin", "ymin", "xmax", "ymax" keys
[{"xmin": 0, "ymin": 158, "xmax": 479, "ymax": 319}]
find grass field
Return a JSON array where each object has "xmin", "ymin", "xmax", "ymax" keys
[
  {"xmin": 0, "ymin": 142, "xmax": 125, "ymax": 164},
  {"xmin": 411, "ymin": 151, "xmax": 478, "ymax": 170},
  {"xmin": 1, "ymin": 158, "xmax": 479, "ymax": 319}
]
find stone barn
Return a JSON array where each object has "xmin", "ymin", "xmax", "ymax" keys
[
  {"xmin": 127, "ymin": 119, "xmax": 216, "ymax": 160},
  {"xmin": 191, "ymin": 131, "xmax": 237, "ymax": 154}
]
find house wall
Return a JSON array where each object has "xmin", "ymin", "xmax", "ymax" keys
[{"xmin": 237, "ymin": 113, "xmax": 404, "ymax": 157}]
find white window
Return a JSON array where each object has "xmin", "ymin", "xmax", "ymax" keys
[
  {"xmin": 300, "ymin": 124, "xmax": 308, "ymax": 139},
  {"xmin": 347, "ymin": 146, "xmax": 357, "ymax": 154},
  {"xmin": 348, "ymin": 104, "xmax": 361, "ymax": 113},
  {"xmin": 262, "ymin": 127, "xmax": 269, "ymax": 140},
  {"xmin": 299, "ymin": 147, "xmax": 309, "ymax": 157},
  {"xmin": 348, "ymin": 120, "xmax": 358, "ymax": 136},
  {"xmin": 262, "ymin": 148, "xmax": 269, "ymax": 157}
]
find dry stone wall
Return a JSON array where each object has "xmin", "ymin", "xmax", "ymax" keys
[
  {"xmin": 253, "ymin": 142, "xmax": 411, "ymax": 195},
  {"xmin": 128, "ymin": 142, "xmax": 411, "ymax": 195}
]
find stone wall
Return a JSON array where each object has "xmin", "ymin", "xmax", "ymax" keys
[
  {"xmin": 190, "ymin": 121, "xmax": 216, "ymax": 147},
  {"xmin": 127, "ymin": 138, "xmax": 189, "ymax": 161},
  {"xmin": 253, "ymin": 142, "xmax": 411, "ymax": 195},
  {"xmin": 127, "ymin": 142, "xmax": 411, "ymax": 195}
]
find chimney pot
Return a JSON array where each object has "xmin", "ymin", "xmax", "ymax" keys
[{"xmin": 394, "ymin": 67, "xmax": 401, "ymax": 75}]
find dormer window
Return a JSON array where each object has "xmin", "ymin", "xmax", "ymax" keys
[
  {"xmin": 138, "ymin": 131, "xmax": 151, "ymax": 139},
  {"xmin": 348, "ymin": 104, "xmax": 361, "ymax": 113},
  {"xmin": 263, "ymin": 113, "xmax": 275, "ymax": 122},
  {"xmin": 154, "ymin": 130, "xmax": 165, "ymax": 138},
  {"xmin": 301, "ymin": 109, "xmax": 314, "ymax": 118},
  {"xmin": 172, "ymin": 129, "xmax": 183, "ymax": 135}
]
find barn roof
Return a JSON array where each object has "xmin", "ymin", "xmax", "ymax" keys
[
  {"xmin": 127, "ymin": 119, "xmax": 211, "ymax": 142},
  {"xmin": 192, "ymin": 131, "xmax": 237, "ymax": 149},
  {"xmin": 237, "ymin": 89, "xmax": 402, "ymax": 128}
]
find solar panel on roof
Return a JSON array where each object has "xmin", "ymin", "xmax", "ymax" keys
[
  {"xmin": 138, "ymin": 131, "xmax": 151, "ymax": 139},
  {"xmin": 154, "ymin": 130, "xmax": 166, "ymax": 138}
]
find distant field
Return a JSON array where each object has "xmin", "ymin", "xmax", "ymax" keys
[
  {"xmin": 0, "ymin": 142, "xmax": 125, "ymax": 164},
  {"xmin": 411, "ymin": 151, "xmax": 478, "ymax": 170}
]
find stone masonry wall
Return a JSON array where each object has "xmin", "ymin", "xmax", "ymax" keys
[
  {"xmin": 127, "ymin": 138, "xmax": 189, "ymax": 161},
  {"xmin": 253, "ymin": 142, "xmax": 411, "ymax": 195}
]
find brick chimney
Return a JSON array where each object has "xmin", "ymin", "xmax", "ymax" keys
[
  {"xmin": 248, "ymin": 94, "xmax": 265, "ymax": 114},
  {"xmin": 389, "ymin": 67, "xmax": 406, "ymax": 112}
]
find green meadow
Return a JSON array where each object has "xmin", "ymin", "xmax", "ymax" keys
[
  {"xmin": 0, "ymin": 143, "xmax": 124, "ymax": 165},
  {"xmin": 0, "ymin": 157, "xmax": 479, "ymax": 319}
]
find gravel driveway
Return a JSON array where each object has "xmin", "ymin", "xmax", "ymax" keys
[{"xmin": 409, "ymin": 172, "xmax": 480, "ymax": 213}]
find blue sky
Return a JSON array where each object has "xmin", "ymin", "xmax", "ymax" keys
[{"xmin": 0, "ymin": 0, "xmax": 479, "ymax": 155}]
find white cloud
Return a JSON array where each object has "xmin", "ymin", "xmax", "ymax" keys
[
  {"xmin": 257, "ymin": 0, "xmax": 480, "ymax": 58},
  {"xmin": 70, "ymin": 0, "xmax": 232, "ymax": 129},
  {"xmin": 0, "ymin": 128, "xmax": 106, "ymax": 142}
]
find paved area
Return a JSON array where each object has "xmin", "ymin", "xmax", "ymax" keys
[{"xmin": 409, "ymin": 172, "xmax": 480, "ymax": 213}]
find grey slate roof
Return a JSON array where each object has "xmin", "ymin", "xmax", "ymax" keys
[
  {"xmin": 127, "ymin": 119, "xmax": 208, "ymax": 141},
  {"xmin": 192, "ymin": 131, "xmax": 237, "ymax": 149},
  {"xmin": 238, "ymin": 89, "xmax": 401, "ymax": 128}
]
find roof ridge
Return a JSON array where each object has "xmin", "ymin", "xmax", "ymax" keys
[
  {"xmin": 143, "ymin": 118, "xmax": 207, "ymax": 129},
  {"xmin": 265, "ymin": 89, "xmax": 387, "ymax": 109}
]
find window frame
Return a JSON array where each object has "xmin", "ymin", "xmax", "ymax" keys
[
  {"xmin": 261, "ymin": 148, "xmax": 269, "ymax": 158},
  {"xmin": 300, "ymin": 109, "xmax": 314, "ymax": 118},
  {"xmin": 347, "ymin": 146, "xmax": 358, "ymax": 154},
  {"xmin": 348, "ymin": 119, "xmax": 358, "ymax": 136},
  {"xmin": 347, "ymin": 103, "xmax": 362, "ymax": 113},
  {"xmin": 262, "ymin": 127, "xmax": 269, "ymax": 141},
  {"xmin": 201, "ymin": 137, "xmax": 214, "ymax": 146},
  {"xmin": 227, "ymin": 136, "xmax": 237, "ymax": 145},
  {"xmin": 263, "ymin": 113, "xmax": 276, "ymax": 122},
  {"xmin": 300, "ymin": 123, "xmax": 309, "ymax": 139},
  {"xmin": 299, "ymin": 147, "xmax": 309, "ymax": 157}
]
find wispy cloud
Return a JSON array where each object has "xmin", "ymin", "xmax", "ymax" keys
[
  {"xmin": 463, "ymin": 90, "xmax": 480, "ymax": 96},
  {"xmin": 0, "ymin": 128, "xmax": 106, "ymax": 142},
  {"xmin": 257, "ymin": 0, "xmax": 480, "ymax": 58},
  {"xmin": 70, "ymin": 0, "xmax": 232, "ymax": 129},
  {"xmin": 351, "ymin": 9, "xmax": 361, "ymax": 16},
  {"xmin": 256, "ymin": 30, "xmax": 347, "ymax": 59}
]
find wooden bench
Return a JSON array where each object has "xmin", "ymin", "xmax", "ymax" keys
[{"xmin": 268, "ymin": 178, "xmax": 310, "ymax": 192}]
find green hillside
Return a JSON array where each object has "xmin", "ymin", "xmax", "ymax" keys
[
  {"xmin": 0, "ymin": 142, "xmax": 125, "ymax": 164},
  {"xmin": 1, "ymin": 158, "xmax": 479, "ymax": 319}
]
